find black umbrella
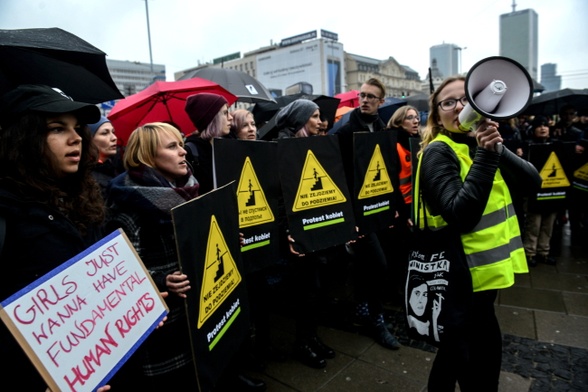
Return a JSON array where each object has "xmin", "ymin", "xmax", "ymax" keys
[
  {"xmin": 405, "ymin": 93, "xmax": 430, "ymax": 112},
  {"xmin": 0, "ymin": 27, "xmax": 123, "ymax": 103},
  {"xmin": 525, "ymin": 88, "xmax": 588, "ymax": 116},
  {"xmin": 378, "ymin": 97, "xmax": 408, "ymax": 125},
  {"xmin": 256, "ymin": 94, "xmax": 340, "ymax": 140},
  {"xmin": 178, "ymin": 67, "xmax": 276, "ymax": 103}
]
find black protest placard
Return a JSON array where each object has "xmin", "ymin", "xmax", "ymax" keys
[
  {"xmin": 571, "ymin": 139, "xmax": 588, "ymax": 198},
  {"xmin": 213, "ymin": 138, "xmax": 280, "ymax": 273},
  {"xmin": 171, "ymin": 182, "xmax": 250, "ymax": 392},
  {"xmin": 352, "ymin": 131, "xmax": 399, "ymax": 234},
  {"xmin": 0, "ymin": 229, "xmax": 168, "ymax": 392},
  {"xmin": 277, "ymin": 136, "xmax": 356, "ymax": 254},
  {"xmin": 527, "ymin": 142, "xmax": 575, "ymax": 211}
]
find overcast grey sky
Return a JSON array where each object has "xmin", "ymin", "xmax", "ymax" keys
[{"xmin": 1, "ymin": 0, "xmax": 587, "ymax": 89}]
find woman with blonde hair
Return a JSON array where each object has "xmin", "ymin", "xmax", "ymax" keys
[
  {"xmin": 230, "ymin": 109, "xmax": 257, "ymax": 140},
  {"xmin": 415, "ymin": 75, "xmax": 541, "ymax": 391},
  {"xmin": 106, "ymin": 122, "xmax": 198, "ymax": 390}
]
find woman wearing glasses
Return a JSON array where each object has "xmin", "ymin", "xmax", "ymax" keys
[
  {"xmin": 416, "ymin": 76, "xmax": 540, "ymax": 391},
  {"xmin": 384, "ymin": 105, "xmax": 422, "ymax": 300},
  {"xmin": 388, "ymin": 105, "xmax": 421, "ymax": 210}
]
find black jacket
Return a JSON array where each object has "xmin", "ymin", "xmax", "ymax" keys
[
  {"xmin": 184, "ymin": 135, "xmax": 214, "ymax": 194},
  {"xmin": 334, "ymin": 107, "xmax": 386, "ymax": 136},
  {"xmin": 0, "ymin": 182, "xmax": 103, "ymax": 391}
]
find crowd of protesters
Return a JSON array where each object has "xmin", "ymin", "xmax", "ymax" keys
[{"xmin": 0, "ymin": 76, "xmax": 586, "ymax": 392}]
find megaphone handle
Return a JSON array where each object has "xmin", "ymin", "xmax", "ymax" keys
[{"xmin": 495, "ymin": 142, "xmax": 503, "ymax": 155}]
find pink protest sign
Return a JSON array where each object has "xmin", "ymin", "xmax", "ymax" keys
[{"xmin": 0, "ymin": 229, "xmax": 168, "ymax": 392}]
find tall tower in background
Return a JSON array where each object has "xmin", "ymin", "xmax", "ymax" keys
[
  {"xmin": 430, "ymin": 43, "xmax": 461, "ymax": 79},
  {"xmin": 499, "ymin": 7, "xmax": 538, "ymax": 80},
  {"xmin": 541, "ymin": 63, "xmax": 562, "ymax": 92}
]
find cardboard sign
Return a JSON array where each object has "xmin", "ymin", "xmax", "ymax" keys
[
  {"xmin": 277, "ymin": 136, "xmax": 356, "ymax": 254},
  {"xmin": 0, "ymin": 229, "xmax": 168, "ymax": 392},
  {"xmin": 213, "ymin": 138, "xmax": 281, "ymax": 272},
  {"xmin": 171, "ymin": 182, "xmax": 250, "ymax": 392}
]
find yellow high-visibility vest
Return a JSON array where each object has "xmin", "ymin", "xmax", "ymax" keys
[{"xmin": 415, "ymin": 134, "xmax": 528, "ymax": 292}]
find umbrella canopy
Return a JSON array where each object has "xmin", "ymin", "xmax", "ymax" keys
[
  {"xmin": 378, "ymin": 97, "xmax": 408, "ymax": 125},
  {"xmin": 335, "ymin": 106, "xmax": 353, "ymax": 122},
  {"xmin": 0, "ymin": 27, "xmax": 123, "ymax": 103},
  {"xmin": 525, "ymin": 88, "xmax": 588, "ymax": 116},
  {"xmin": 256, "ymin": 94, "xmax": 340, "ymax": 140},
  {"xmin": 335, "ymin": 90, "xmax": 360, "ymax": 108},
  {"xmin": 405, "ymin": 93, "xmax": 430, "ymax": 112},
  {"xmin": 178, "ymin": 67, "xmax": 276, "ymax": 103},
  {"xmin": 108, "ymin": 78, "xmax": 237, "ymax": 145}
]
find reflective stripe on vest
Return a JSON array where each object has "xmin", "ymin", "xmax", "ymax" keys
[
  {"xmin": 396, "ymin": 143, "xmax": 413, "ymax": 204},
  {"xmin": 416, "ymin": 134, "xmax": 528, "ymax": 292}
]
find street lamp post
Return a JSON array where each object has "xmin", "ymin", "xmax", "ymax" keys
[{"xmin": 144, "ymin": 0, "xmax": 154, "ymax": 73}]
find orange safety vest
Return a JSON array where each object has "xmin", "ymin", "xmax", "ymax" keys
[{"xmin": 396, "ymin": 143, "xmax": 413, "ymax": 205}]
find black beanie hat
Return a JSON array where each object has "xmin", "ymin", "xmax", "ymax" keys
[{"xmin": 185, "ymin": 93, "xmax": 228, "ymax": 131}]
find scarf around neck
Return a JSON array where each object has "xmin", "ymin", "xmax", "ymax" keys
[{"xmin": 108, "ymin": 164, "xmax": 199, "ymax": 219}]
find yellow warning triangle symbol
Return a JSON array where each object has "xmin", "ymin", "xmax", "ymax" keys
[
  {"xmin": 574, "ymin": 162, "xmax": 588, "ymax": 181},
  {"xmin": 236, "ymin": 157, "xmax": 275, "ymax": 228},
  {"xmin": 539, "ymin": 151, "xmax": 570, "ymax": 188},
  {"xmin": 357, "ymin": 144, "xmax": 395, "ymax": 199},
  {"xmin": 293, "ymin": 150, "xmax": 347, "ymax": 212},
  {"xmin": 198, "ymin": 215, "xmax": 242, "ymax": 328}
]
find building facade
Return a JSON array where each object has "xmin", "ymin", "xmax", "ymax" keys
[
  {"xmin": 345, "ymin": 53, "xmax": 421, "ymax": 98},
  {"xmin": 106, "ymin": 59, "xmax": 165, "ymax": 97},
  {"xmin": 540, "ymin": 63, "xmax": 562, "ymax": 92},
  {"xmin": 499, "ymin": 8, "xmax": 539, "ymax": 80},
  {"xmin": 429, "ymin": 43, "xmax": 461, "ymax": 79},
  {"xmin": 175, "ymin": 30, "xmax": 423, "ymax": 104}
]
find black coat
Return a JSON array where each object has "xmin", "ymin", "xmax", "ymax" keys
[
  {"xmin": 334, "ymin": 107, "xmax": 386, "ymax": 136},
  {"xmin": 184, "ymin": 135, "xmax": 214, "ymax": 194},
  {"xmin": 0, "ymin": 182, "xmax": 103, "ymax": 391}
]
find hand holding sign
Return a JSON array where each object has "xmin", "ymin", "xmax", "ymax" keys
[{"xmin": 0, "ymin": 230, "xmax": 168, "ymax": 392}]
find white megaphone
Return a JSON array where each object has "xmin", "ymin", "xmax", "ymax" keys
[{"xmin": 458, "ymin": 56, "xmax": 533, "ymax": 133}]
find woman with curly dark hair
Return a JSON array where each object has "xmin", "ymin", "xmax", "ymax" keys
[{"xmin": 0, "ymin": 84, "xmax": 106, "ymax": 391}]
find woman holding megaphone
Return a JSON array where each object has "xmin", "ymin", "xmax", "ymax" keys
[{"xmin": 415, "ymin": 75, "xmax": 541, "ymax": 391}]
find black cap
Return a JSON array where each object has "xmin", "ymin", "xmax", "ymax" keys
[
  {"xmin": 0, "ymin": 84, "xmax": 100, "ymax": 128},
  {"xmin": 531, "ymin": 115, "xmax": 549, "ymax": 129}
]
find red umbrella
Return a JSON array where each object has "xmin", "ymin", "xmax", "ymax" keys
[
  {"xmin": 335, "ymin": 90, "xmax": 360, "ymax": 108},
  {"xmin": 108, "ymin": 78, "xmax": 237, "ymax": 145}
]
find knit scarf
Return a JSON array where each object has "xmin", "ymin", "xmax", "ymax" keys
[{"xmin": 108, "ymin": 164, "xmax": 199, "ymax": 220}]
